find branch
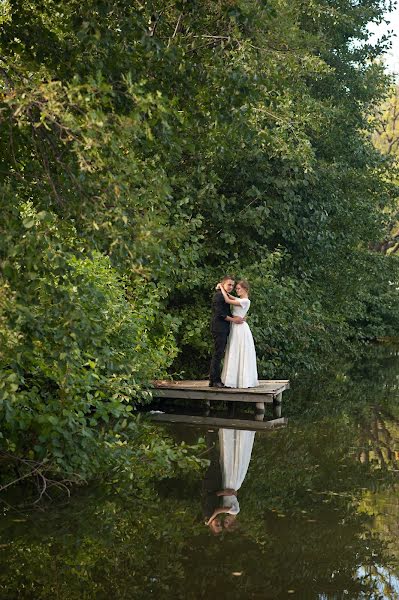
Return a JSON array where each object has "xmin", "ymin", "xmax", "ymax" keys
[
  {"xmin": 0, "ymin": 465, "xmax": 42, "ymax": 492},
  {"xmin": 172, "ymin": 13, "xmax": 183, "ymax": 38}
]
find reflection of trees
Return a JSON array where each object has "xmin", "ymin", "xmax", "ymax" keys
[
  {"xmin": 288, "ymin": 345, "xmax": 399, "ymax": 425},
  {"xmin": 358, "ymin": 406, "xmax": 399, "ymax": 470},
  {"xmin": 0, "ymin": 491, "xmax": 204, "ymax": 600},
  {"xmin": 357, "ymin": 564, "xmax": 399, "ymax": 598},
  {"xmin": 1, "ymin": 415, "xmax": 398, "ymax": 600},
  {"xmin": 2, "ymin": 345, "xmax": 399, "ymax": 599},
  {"xmin": 359, "ymin": 486, "xmax": 399, "ymax": 563}
]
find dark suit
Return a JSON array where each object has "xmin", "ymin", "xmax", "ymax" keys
[
  {"xmin": 209, "ymin": 290, "xmax": 230, "ymax": 384},
  {"xmin": 202, "ymin": 430, "xmax": 222, "ymax": 521}
]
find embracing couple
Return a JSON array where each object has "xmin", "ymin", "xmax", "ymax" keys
[{"xmin": 209, "ymin": 275, "xmax": 259, "ymax": 389}]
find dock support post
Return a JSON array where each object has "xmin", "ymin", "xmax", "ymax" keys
[{"xmin": 255, "ymin": 402, "xmax": 265, "ymax": 412}]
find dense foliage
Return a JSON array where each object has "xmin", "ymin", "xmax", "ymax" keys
[
  {"xmin": 371, "ymin": 83, "xmax": 399, "ymax": 253},
  {"xmin": 1, "ymin": 0, "xmax": 399, "ymax": 483}
]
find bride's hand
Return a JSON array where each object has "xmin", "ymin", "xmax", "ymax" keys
[{"xmin": 215, "ymin": 283, "xmax": 222, "ymax": 290}]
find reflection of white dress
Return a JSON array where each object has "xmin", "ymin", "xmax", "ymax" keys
[
  {"xmin": 221, "ymin": 298, "xmax": 258, "ymax": 388},
  {"xmin": 219, "ymin": 428, "xmax": 255, "ymax": 515}
]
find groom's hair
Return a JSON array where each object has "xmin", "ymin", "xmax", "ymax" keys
[{"xmin": 221, "ymin": 274, "xmax": 235, "ymax": 282}]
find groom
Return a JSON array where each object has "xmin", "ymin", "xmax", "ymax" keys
[{"xmin": 209, "ymin": 275, "xmax": 245, "ymax": 388}]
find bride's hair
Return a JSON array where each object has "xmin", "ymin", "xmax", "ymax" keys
[{"xmin": 237, "ymin": 279, "xmax": 250, "ymax": 294}]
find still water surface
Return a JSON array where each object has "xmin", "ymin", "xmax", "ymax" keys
[{"xmin": 1, "ymin": 346, "xmax": 399, "ymax": 599}]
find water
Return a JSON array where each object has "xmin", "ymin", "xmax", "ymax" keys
[{"xmin": 1, "ymin": 346, "xmax": 399, "ymax": 599}]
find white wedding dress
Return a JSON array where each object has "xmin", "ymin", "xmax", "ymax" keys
[
  {"xmin": 221, "ymin": 298, "xmax": 258, "ymax": 388},
  {"xmin": 219, "ymin": 428, "xmax": 256, "ymax": 515}
]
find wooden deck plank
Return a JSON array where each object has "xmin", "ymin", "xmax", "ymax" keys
[
  {"xmin": 152, "ymin": 379, "xmax": 290, "ymax": 403},
  {"xmin": 149, "ymin": 413, "xmax": 288, "ymax": 431},
  {"xmin": 154, "ymin": 379, "xmax": 289, "ymax": 392}
]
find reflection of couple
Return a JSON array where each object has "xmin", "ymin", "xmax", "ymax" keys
[
  {"xmin": 203, "ymin": 428, "xmax": 255, "ymax": 534},
  {"xmin": 209, "ymin": 275, "xmax": 258, "ymax": 389}
]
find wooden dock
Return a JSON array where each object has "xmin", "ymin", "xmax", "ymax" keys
[
  {"xmin": 152, "ymin": 379, "xmax": 290, "ymax": 408},
  {"xmin": 149, "ymin": 413, "xmax": 288, "ymax": 432}
]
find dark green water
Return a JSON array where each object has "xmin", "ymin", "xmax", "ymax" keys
[{"xmin": 1, "ymin": 346, "xmax": 399, "ymax": 599}]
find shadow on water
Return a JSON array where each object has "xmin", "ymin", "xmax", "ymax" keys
[{"xmin": 1, "ymin": 345, "xmax": 399, "ymax": 599}]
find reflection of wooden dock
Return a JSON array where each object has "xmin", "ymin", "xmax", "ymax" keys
[
  {"xmin": 153, "ymin": 380, "xmax": 290, "ymax": 405},
  {"xmin": 149, "ymin": 413, "xmax": 288, "ymax": 432}
]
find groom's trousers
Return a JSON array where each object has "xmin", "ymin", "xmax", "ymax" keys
[{"xmin": 209, "ymin": 330, "xmax": 229, "ymax": 384}]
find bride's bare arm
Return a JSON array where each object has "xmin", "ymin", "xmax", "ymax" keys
[
  {"xmin": 205, "ymin": 506, "xmax": 232, "ymax": 525},
  {"xmin": 216, "ymin": 283, "xmax": 241, "ymax": 306},
  {"xmin": 216, "ymin": 489, "xmax": 237, "ymax": 496}
]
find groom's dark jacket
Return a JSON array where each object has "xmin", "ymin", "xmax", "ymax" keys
[{"xmin": 211, "ymin": 290, "xmax": 230, "ymax": 334}]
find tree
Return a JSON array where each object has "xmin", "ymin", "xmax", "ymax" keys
[{"xmin": 371, "ymin": 83, "xmax": 399, "ymax": 254}]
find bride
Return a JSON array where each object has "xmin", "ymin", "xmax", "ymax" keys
[
  {"xmin": 216, "ymin": 280, "xmax": 258, "ymax": 388},
  {"xmin": 205, "ymin": 428, "xmax": 256, "ymax": 531}
]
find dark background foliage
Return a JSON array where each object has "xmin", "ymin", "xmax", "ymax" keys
[{"xmin": 0, "ymin": 0, "xmax": 398, "ymax": 482}]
